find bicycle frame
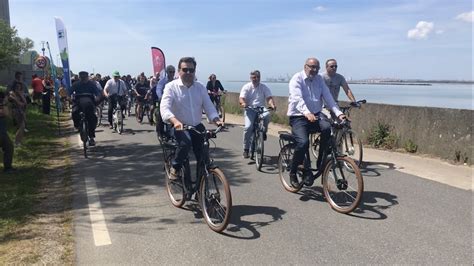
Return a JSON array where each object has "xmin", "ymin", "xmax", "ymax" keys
[{"xmin": 161, "ymin": 125, "xmax": 223, "ymax": 196}]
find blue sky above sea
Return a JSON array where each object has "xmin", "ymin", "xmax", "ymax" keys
[{"xmin": 9, "ymin": 0, "xmax": 473, "ymax": 81}]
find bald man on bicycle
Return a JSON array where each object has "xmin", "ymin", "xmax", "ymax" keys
[{"xmin": 287, "ymin": 58, "xmax": 346, "ymax": 187}]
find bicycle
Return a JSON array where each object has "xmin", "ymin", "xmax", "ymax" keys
[
  {"xmin": 245, "ymin": 106, "xmax": 274, "ymax": 171},
  {"xmin": 310, "ymin": 100, "xmax": 366, "ymax": 167},
  {"xmin": 277, "ymin": 118, "xmax": 364, "ymax": 214},
  {"xmin": 143, "ymin": 99, "xmax": 152, "ymax": 124},
  {"xmin": 160, "ymin": 124, "xmax": 232, "ymax": 232},
  {"xmin": 126, "ymin": 93, "xmax": 134, "ymax": 117},
  {"xmin": 78, "ymin": 111, "xmax": 89, "ymax": 158},
  {"xmin": 112, "ymin": 96, "xmax": 124, "ymax": 134},
  {"xmin": 210, "ymin": 90, "xmax": 226, "ymax": 123}
]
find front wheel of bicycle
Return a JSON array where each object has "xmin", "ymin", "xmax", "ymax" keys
[
  {"xmin": 219, "ymin": 105, "xmax": 225, "ymax": 123},
  {"xmin": 255, "ymin": 129, "xmax": 265, "ymax": 171},
  {"xmin": 199, "ymin": 168, "xmax": 232, "ymax": 233},
  {"xmin": 96, "ymin": 106, "xmax": 102, "ymax": 126},
  {"xmin": 341, "ymin": 130, "xmax": 363, "ymax": 167},
  {"xmin": 322, "ymin": 156, "xmax": 363, "ymax": 214},
  {"xmin": 278, "ymin": 144, "xmax": 303, "ymax": 193},
  {"xmin": 117, "ymin": 108, "xmax": 124, "ymax": 134},
  {"xmin": 165, "ymin": 154, "xmax": 186, "ymax": 208}
]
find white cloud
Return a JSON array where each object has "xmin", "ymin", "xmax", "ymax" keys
[
  {"xmin": 407, "ymin": 21, "xmax": 434, "ymax": 40},
  {"xmin": 313, "ymin": 6, "xmax": 327, "ymax": 12},
  {"xmin": 455, "ymin": 11, "xmax": 474, "ymax": 23}
]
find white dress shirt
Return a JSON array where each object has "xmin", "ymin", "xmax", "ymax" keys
[
  {"xmin": 239, "ymin": 82, "xmax": 272, "ymax": 107},
  {"xmin": 104, "ymin": 79, "xmax": 127, "ymax": 96},
  {"xmin": 287, "ymin": 71, "xmax": 342, "ymax": 117},
  {"xmin": 160, "ymin": 79, "xmax": 219, "ymax": 126}
]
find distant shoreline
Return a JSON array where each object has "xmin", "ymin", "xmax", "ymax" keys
[{"xmin": 226, "ymin": 80, "xmax": 473, "ymax": 85}]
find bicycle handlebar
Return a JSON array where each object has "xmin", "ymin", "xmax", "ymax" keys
[{"xmin": 182, "ymin": 124, "xmax": 224, "ymax": 139}]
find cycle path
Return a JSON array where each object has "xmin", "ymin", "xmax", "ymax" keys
[{"xmin": 70, "ymin": 112, "xmax": 472, "ymax": 264}]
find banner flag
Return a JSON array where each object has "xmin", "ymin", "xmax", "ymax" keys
[
  {"xmin": 151, "ymin": 47, "xmax": 166, "ymax": 78},
  {"xmin": 55, "ymin": 17, "xmax": 71, "ymax": 91},
  {"xmin": 46, "ymin": 41, "xmax": 61, "ymax": 111}
]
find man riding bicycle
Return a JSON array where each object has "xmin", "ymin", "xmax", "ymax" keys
[
  {"xmin": 239, "ymin": 70, "xmax": 276, "ymax": 159},
  {"xmin": 68, "ymin": 71, "xmax": 102, "ymax": 146},
  {"xmin": 287, "ymin": 58, "xmax": 346, "ymax": 187},
  {"xmin": 134, "ymin": 75, "xmax": 150, "ymax": 122},
  {"xmin": 156, "ymin": 65, "xmax": 176, "ymax": 136},
  {"xmin": 104, "ymin": 71, "xmax": 128, "ymax": 129},
  {"xmin": 160, "ymin": 57, "xmax": 224, "ymax": 180}
]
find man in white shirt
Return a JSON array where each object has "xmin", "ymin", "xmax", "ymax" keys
[
  {"xmin": 239, "ymin": 70, "xmax": 276, "ymax": 159},
  {"xmin": 287, "ymin": 58, "xmax": 346, "ymax": 187},
  {"xmin": 104, "ymin": 71, "xmax": 128, "ymax": 129},
  {"xmin": 160, "ymin": 57, "xmax": 224, "ymax": 179}
]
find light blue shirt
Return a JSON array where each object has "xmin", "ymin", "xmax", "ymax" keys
[
  {"xmin": 156, "ymin": 76, "xmax": 170, "ymax": 99},
  {"xmin": 287, "ymin": 71, "xmax": 342, "ymax": 117},
  {"xmin": 160, "ymin": 78, "xmax": 219, "ymax": 126}
]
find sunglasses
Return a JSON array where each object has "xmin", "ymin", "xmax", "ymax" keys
[
  {"xmin": 306, "ymin": 64, "xmax": 320, "ymax": 70},
  {"xmin": 181, "ymin": 68, "xmax": 195, "ymax": 73},
  {"xmin": 329, "ymin": 65, "xmax": 338, "ymax": 69}
]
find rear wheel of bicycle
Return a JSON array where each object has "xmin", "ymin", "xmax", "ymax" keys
[
  {"xmin": 255, "ymin": 129, "xmax": 265, "ymax": 171},
  {"xmin": 278, "ymin": 144, "xmax": 303, "ymax": 193},
  {"xmin": 199, "ymin": 168, "xmax": 232, "ymax": 233},
  {"xmin": 80, "ymin": 121, "xmax": 88, "ymax": 158},
  {"xmin": 310, "ymin": 133, "xmax": 320, "ymax": 159},
  {"xmin": 322, "ymin": 156, "xmax": 363, "ymax": 214},
  {"xmin": 165, "ymin": 154, "xmax": 186, "ymax": 208},
  {"xmin": 341, "ymin": 130, "xmax": 363, "ymax": 167},
  {"xmin": 116, "ymin": 108, "xmax": 123, "ymax": 134}
]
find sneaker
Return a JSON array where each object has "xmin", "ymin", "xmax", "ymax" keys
[
  {"xmin": 290, "ymin": 172, "xmax": 300, "ymax": 188},
  {"xmin": 242, "ymin": 150, "xmax": 250, "ymax": 159},
  {"xmin": 169, "ymin": 167, "xmax": 180, "ymax": 181},
  {"xmin": 303, "ymin": 171, "xmax": 315, "ymax": 187},
  {"xmin": 89, "ymin": 138, "xmax": 96, "ymax": 146},
  {"xmin": 263, "ymin": 132, "xmax": 267, "ymax": 141}
]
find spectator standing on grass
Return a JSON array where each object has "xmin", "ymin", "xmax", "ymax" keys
[
  {"xmin": 0, "ymin": 90, "xmax": 15, "ymax": 173},
  {"xmin": 8, "ymin": 82, "xmax": 27, "ymax": 147}
]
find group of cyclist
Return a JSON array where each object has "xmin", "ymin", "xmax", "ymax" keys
[{"xmin": 68, "ymin": 56, "xmax": 358, "ymax": 189}]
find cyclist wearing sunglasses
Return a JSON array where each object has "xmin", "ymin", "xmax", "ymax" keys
[
  {"xmin": 160, "ymin": 57, "xmax": 224, "ymax": 179},
  {"xmin": 322, "ymin": 59, "xmax": 357, "ymax": 104},
  {"xmin": 287, "ymin": 58, "xmax": 346, "ymax": 187}
]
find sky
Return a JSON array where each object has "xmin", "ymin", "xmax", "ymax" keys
[{"xmin": 8, "ymin": 0, "xmax": 473, "ymax": 81}]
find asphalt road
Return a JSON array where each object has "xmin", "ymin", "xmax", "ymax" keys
[{"xmin": 71, "ymin": 111, "xmax": 472, "ymax": 265}]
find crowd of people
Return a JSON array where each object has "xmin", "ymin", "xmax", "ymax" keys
[{"xmin": 1, "ymin": 56, "xmax": 358, "ymax": 182}]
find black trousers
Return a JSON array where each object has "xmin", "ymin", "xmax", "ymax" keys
[
  {"xmin": 72, "ymin": 98, "xmax": 97, "ymax": 138},
  {"xmin": 0, "ymin": 133, "xmax": 14, "ymax": 169}
]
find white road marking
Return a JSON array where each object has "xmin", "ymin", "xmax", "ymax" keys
[{"xmin": 85, "ymin": 176, "xmax": 112, "ymax": 246}]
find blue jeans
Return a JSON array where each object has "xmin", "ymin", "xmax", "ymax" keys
[
  {"xmin": 289, "ymin": 113, "xmax": 331, "ymax": 173},
  {"xmin": 170, "ymin": 123, "xmax": 206, "ymax": 170},
  {"xmin": 243, "ymin": 108, "xmax": 271, "ymax": 151}
]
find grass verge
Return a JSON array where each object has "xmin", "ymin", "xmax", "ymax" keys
[{"xmin": 0, "ymin": 106, "xmax": 73, "ymax": 264}]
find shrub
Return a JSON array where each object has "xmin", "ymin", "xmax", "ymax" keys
[
  {"xmin": 368, "ymin": 122, "xmax": 398, "ymax": 149},
  {"xmin": 404, "ymin": 139, "xmax": 418, "ymax": 153}
]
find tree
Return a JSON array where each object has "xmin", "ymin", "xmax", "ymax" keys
[{"xmin": 0, "ymin": 20, "xmax": 34, "ymax": 71}]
